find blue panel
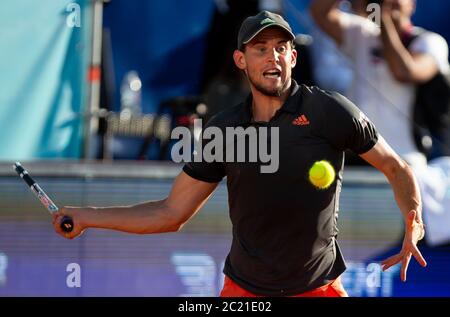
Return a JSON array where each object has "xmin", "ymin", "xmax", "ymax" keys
[
  {"xmin": 103, "ymin": 0, "xmax": 215, "ymax": 114},
  {"xmin": 0, "ymin": 0, "xmax": 92, "ymax": 160}
]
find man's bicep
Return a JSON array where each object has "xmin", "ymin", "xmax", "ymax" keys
[
  {"xmin": 359, "ymin": 136, "xmax": 401, "ymax": 175},
  {"xmin": 165, "ymin": 171, "xmax": 219, "ymax": 225}
]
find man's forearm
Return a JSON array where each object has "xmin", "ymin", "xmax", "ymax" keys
[
  {"xmin": 381, "ymin": 15, "xmax": 415, "ymax": 81},
  {"xmin": 310, "ymin": 0, "xmax": 345, "ymax": 45},
  {"xmin": 78, "ymin": 199, "xmax": 181, "ymax": 234},
  {"xmin": 310, "ymin": 0, "xmax": 340, "ymax": 17},
  {"xmin": 385, "ymin": 160, "xmax": 423, "ymax": 224}
]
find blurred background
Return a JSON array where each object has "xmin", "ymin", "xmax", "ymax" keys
[{"xmin": 0, "ymin": 0, "xmax": 449, "ymax": 297}]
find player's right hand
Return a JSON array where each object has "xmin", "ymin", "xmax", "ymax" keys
[{"xmin": 52, "ymin": 207, "xmax": 87, "ymax": 239}]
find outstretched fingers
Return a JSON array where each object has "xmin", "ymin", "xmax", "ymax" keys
[
  {"xmin": 400, "ymin": 253, "xmax": 412, "ymax": 282},
  {"xmin": 381, "ymin": 253, "xmax": 402, "ymax": 271},
  {"xmin": 412, "ymin": 244, "xmax": 427, "ymax": 267}
]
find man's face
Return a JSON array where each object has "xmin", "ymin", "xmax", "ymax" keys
[{"xmin": 233, "ymin": 27, "xmax": 297, "ymax": 97}]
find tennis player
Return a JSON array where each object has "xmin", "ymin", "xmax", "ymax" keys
[{"xmin": 53, "ymin": 11, "xmax": 426, "ymax": 297}]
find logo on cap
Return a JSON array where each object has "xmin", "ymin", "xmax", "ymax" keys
[{"xmin": 260, "ymin": 18, "xmax": 275, "ymax": 25}]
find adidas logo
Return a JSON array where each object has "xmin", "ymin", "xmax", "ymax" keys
[
  {"xmin": 292, "ymin": 114, "xmax": 310, "ymax": 126},
  {"xmin": 261, "ymin": 18, "xmax": 275, "ymax": 25}
]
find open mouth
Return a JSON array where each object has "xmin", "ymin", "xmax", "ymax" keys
[{"xmin": 263, "ymin": 70, "xmax": 281, "ymax": 79}]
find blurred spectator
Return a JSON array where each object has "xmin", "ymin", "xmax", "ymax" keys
[
  {"xmin": 292, "ymin": 33, "xmax": 316, "ymax": 87},
  {"xmin": 308, "ymin": 16, "xmax": 353, "ymax": 95},
  {"xmin": 351, "ymin": 0, "xmax": 371, "ymax": 17},
  {"xmin": 200, "ymin": 0, "xmax": 259, "ymax": 118},
  {"xmin": 201, "ymin": 0, "xmax": 286, "ymax": 119},
  {"xmin": 311, "ymin": 0, "xmax": 450, "ymax": 246},
  {"xmin": 310, "ymin": 0, "xmax": 449, "ymax": 168}
]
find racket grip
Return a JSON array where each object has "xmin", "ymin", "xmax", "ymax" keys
[{"xmin": 60, "ymin": 215, "xmax": 74, "ymax": 233}]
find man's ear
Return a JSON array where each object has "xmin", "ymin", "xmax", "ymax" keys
[
  {"xmin": 233, "ymin": 50, "xmax": 246, "ymax": 70},
  {"xmin": 291, "ymin": 49, "xmax": 298, "ymax": 69}
]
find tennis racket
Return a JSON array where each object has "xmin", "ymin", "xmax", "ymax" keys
[{"xmin": 13, "ymin": 162, "xmax": 74, "ymax": 233}]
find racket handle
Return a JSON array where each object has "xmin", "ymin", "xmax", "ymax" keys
[{"xmin": 60, "ymin": 215, "xmax": 74, "ymax": 233}]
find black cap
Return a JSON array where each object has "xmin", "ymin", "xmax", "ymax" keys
[{"xmin": 237, "ymin": 11, "xmax": 295, "ymax": 50}]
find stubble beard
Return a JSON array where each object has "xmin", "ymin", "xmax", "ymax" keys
[{"xmin": 248, "ymin": 73, "xmax": 291, "ymax": 97}]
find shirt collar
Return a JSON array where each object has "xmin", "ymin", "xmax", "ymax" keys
[{"xmin": 237, "ymin": 80, "xmax": 301, "ymax": 125}]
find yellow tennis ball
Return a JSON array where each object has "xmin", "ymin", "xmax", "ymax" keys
[{"xmin": 309, "ymin": 161, "xmax": 335, "ymax": 189}]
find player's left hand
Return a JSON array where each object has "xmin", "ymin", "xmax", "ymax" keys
[{"xmin": 381, "ymin": 210, "xmax": 427, "ymax": 282}]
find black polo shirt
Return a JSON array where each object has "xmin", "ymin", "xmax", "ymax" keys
[{"xmin": 183, "ymin": 81, "xmax": 379, "ymax": 296}]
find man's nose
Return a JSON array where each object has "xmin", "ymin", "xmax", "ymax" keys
[{"xmin": 267, "ymin": 48, "xmax": 280, "ymax": 63}]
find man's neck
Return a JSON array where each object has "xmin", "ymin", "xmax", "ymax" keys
[{"xmin": 251, "ymin": 81, "xmax": 292, "ymax": 122}]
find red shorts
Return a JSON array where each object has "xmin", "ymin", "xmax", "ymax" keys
[{"xmin": 220, "ymin": 276, "xmax": 348, "ymax": 297}]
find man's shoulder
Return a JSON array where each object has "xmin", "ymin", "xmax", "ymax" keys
[
  {"xmin": 299, "ymin": 84, "xmax": 340, "ymax": 104},
  {"xmin": 412, "ymin": 28, "xmax": 449, "ymax": 49},
  {"xmin": 410, "ymin": 28, "xmax": 449, "ymax": 71},
  {"xmin": 205, "ymin": 102, "xmax": 248, "ymax": 128},
  {"xmin": 300, "ymin": 84, "xmax": 359, "ymax": 115},
  {"xmin": 300, "ymin": 84, "xmax": 326, "ymax": 95}
]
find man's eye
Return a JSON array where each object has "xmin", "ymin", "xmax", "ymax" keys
[{"xmin": 277, "ymin": 46, "xmax": 287, "ymax": 54}]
